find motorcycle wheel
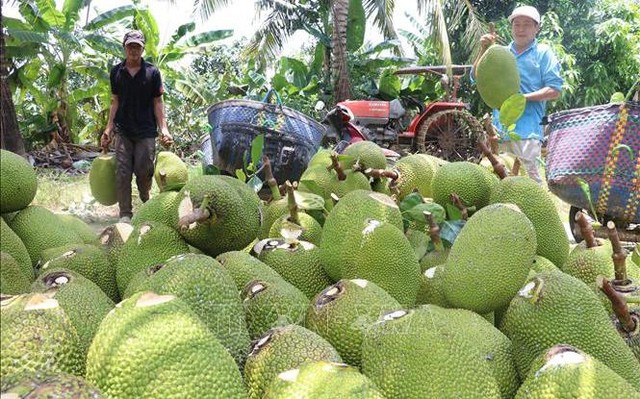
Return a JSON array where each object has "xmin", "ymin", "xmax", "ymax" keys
[{"xmin": 415, "ymin": 109, "xmax": 486, "ymax": 162}]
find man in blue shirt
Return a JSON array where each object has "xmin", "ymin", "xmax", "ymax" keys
[{"xmin": 474, "ymin": 5, "xmax": 563, "ymax": 184}]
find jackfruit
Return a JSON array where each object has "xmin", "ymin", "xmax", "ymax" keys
[
  {"xmin": 1, "ymin": 372, "xmax": 105, "ymax": 398},
  {"xmin": 0, "ymin": 218, "xmax": 32, "ymax": 280},
  {"xmin": 7, "ymin": 206, "xmax": 81, "ymax": 266},
  {"xmin": 176, "ymin": 175, "xmax": 261, "ymax": 256},
  {"xmin": 31, "ymin": 268, "xmax": 115, "ymax": 356},
  {"xmin": 88, "ymin": 152, "xmax": 117, "ymax": 206},
  {"xmin": 490, "ymin": 176, "xmax": 570, "ymax": 268},
  {"xmin": 342, "ymin": 141, "xmax": 387, "ymax": 171},
  {"xmin": 154, "ymin": 151, "xmax": 189, "ymax": 192},
  {"xmin": 97, "ymin": 222, "xmax": 133, "ymax": 269},
  {"xmin": 561, "ymin": 238, "xmax": 615, "ymax": 285},
  {"xmin": 263, "ymin": 361, "xmax": 385, "ymax": 399},
  {"xmin": 389, "ymin": 154, "xmax": 436, "ymax": 200},
  {"xmin": 416, "ymin": 265, "xmax": 450, "ymax": 307},
  {"xmin": 500, "ymin": 270, "xmax": 640, "ymax": 389},
  {"xmin": 442, "ymin": 203, "xmax": 537, "ymax": 314},
  {"xmin": 432, "ymin": 161, "xmax": 494, "ymax": 212},
  {"xmin": 305, "ymin": 279, "xmax": 401, "ymax": 368},
  {"xmin": 241, "ymin": 279, "xmax": 308, "ymax": 339},
  {"xmin": 515, "ymin": 344, "xmax": 640, "ymax": 399},
  {"xmin": 476, "ymin": 45, "xmax": 521, "ymax": 109},
  {"xmin": 40, "ymin": 244, "xmax": 118, "ymax": 303},
  {"xmin": 0, "ymin": 252, "xmax": 31, "ymax": 295},
  {"xmin": 123, "ymin": 253, "xmax": 251, "ymax": 366},
  {"xmin": 244, "ymin": 324, "xmax": 342, "ymax": 399},
  {"xmin": 361, "ymin": 307, "xmax": 501, "ymax": 398},
  {"xmin": 268, "ymin": 214, "xmax": 323, "ymax": 246},
  {"xmin": 216, "ymin": 251, "xmax": 284, "ymax": 291},
  {"xmin": 0, "ymin": 149, "xmax": 37, "ymax": 213},
  {"xmin": 259, "ymin": 198, "xmax": 289, "ymax": 239},
  {"xmin": 85, "ymin": 292, "xmax": 247, "ymax": 398},
  {"xmin": 253, "ymin": 238, "xmax": 332, "ymax": 299},
  {"xmin": 130, "ymin": 190, "xmax": 180, "ymax": 228},
  {"xmin": 1, "ymin": 294, "xmax": 84, "ymax": 383},
  {"xmin": 57, "ymin": 214, "xmax": 99, "ymax": 245}
]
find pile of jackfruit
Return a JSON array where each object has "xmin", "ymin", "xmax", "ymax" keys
[{"xmin": 1, "ymin": 144, "xmax": 639, "ymax": 398}]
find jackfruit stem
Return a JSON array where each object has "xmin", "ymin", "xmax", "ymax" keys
[
  {"xmin": 159, "ymin": 171, "xmax": 167, "ymax": 191},
  {"xmin": 178, "ymin": 195, "xmax": 213, "ymax": 228},
  {"xmin": 329, "ymin": 153, "xmax": 347, "ymax": 181},
  {"xmin": 574, "ymin": 211, "xmax": 598, "ymax": 248},
  {"xmin": 599, "ymin": 277, "xmax": 637, "ymax": 333},
  {"xmin": 606, "ymin": 221, "xmax": 629, "ymax": 282},
  {"xmin": 478, "ymin": 141, "xmax": 508, "ymax": 179},
  {"xmin": 364, "ymin": 168, "xmax": 399, "ymax": 181},
  {"xmin": 285, "ymin": 181, "xmax": 300, "ymax": 225},
  {"xmin": 511, "ymin": 158, "xmax": 521, "ymax": 176},
  {"xmin": 425, "ymin": 211, "xmax": 444, "ymax": 252},
  {"xmin": 450, "ymin": 193, "xmax": 468, "ymax": 220},
  {"xmin": 482, "ymin": 114, "xmax": 500, "ymax": 154},
  {"xmin": 262, "ymin": 155, "xmax": 281, "ymax": 201}
]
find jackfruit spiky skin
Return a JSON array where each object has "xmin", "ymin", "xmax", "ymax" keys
[
  {"xmin": 391, "ymin": 154, "xmax": 436, "ymax": 200},
  {"xmin": 0, "ymin": 294, "xmax": 84, "ymax": 384},
  {"xmin": 426, "ymin": 306, "xmax": 520, "ymax": 399},
  {"xmin": 527, "ymin": 255, "xmax": 559, "ymax": 279},
  {"xmin": 154, "ymin": 151, "xmax": 189, "ymax": 192},
  {"xmin": 480, "ymin": 153, "xmax": 527, "ymax": 177},
  {"xmin": 254, "ymin": 239, "xmax": 332, "ymax": 299},
  {"xmin": 419, "ymin": 248, "xmax": 449, "ymax": 272},
  {"xmin": 342, "ymin": 141, "xmax": 387, "ymax": 171},
  {"xmin": 0, "ymin": 218, "xmax": 32, "ymax": 280},
  {"xmin": 216, "ymin": 251, "xmax": 284, "ymax": 291},
  {"xmin": 30, "ymin": 268, "xmax": 115, "ymax": 356},
  {"xmin": 432, "ymin": 161, "xmax": 493, "ymax": 211},
  {"xmin": 500, "ymin": 270, "xmax": 640, "ymax": 389},
  {"xmin": 0, "ymin": 252, "xmax": 31, "ymax": 294},
  {"xmin": 258, "ymin": 198, "xmax": 289, "ymax": 240},
  {"xmin": 442, "ymin": 203, "xmax": 537, "ymax": 314},
  {"xmin": 57, "ymin": 214, "xmax": 99, "ymax": 245},
  {"xmin": 320, "ymin": 190, "xmax": 403, "ymax": 281},
  {"xmin": 268, "ymin": 213, "xmax": 323, "ymax": 246},
  {"xmin": 490, "ymin": 176, "xmax": 570, "ymax": 268},
  {"xmin": 114, "ymin": 221, "xmax": 189, "ymax": 296},
  {"xmin": 85, "ymin": 292, "xmax": 247, "ymax": 399},
  {"xmin": 40, "ymin": 244, "xmax": 118, "ymax": 303},
  {"xmin": 123, "ymin": 253, "xmax": 251, "ymax": 366},
  {"xmin": 560, "ymin": 239, "xmax": 614, "ymax": 285},
  {"xmin": 305, "ymin": 279, "xmax": 401, "ymax": 368},
  {"xmin": 0, "ymin": 149, "xmax": 37, "ymax": 213},
  {"xmin": 263, "ymin": 361, "xmax": 385, "ymax": 399},
  {"xmin": 130, "ymin": 190, "xmax": 180, "ymax": 228},
  {"xmin": 325, "ymin": 170, "xmax": 371, "ymax": 200},
  {"xmin": 176, "ymin": 175, "xmax": 261, "ymax": 257},
  {"xmin": 7, "ymin": 206, "xmax": 81, "ymax": 267},
  {"xmin": 244, "ymin": 324, "xmax": 342, "ymax": 399},
  {"xmin": 1, "ymin": 372, "xmax": 105, "ymax": 398},
  {"xmin": 341, "ymin": 219, "xmax": 419, "ymax": 306},
  {"xmin": 88, "ymin": 153, "xmax": 117, "ymax": 206},
  {"xmin": 97, "ymin": 223, "xmax": 133, "ymax": 270},
  {"xmin": 305, "ymin": 148, "xmax": 333, "ymax": 170},
  {"xmin": 361, "ymin": 306, "xmax": 502, "ymax": 399},
  {"xmin": 515, "ymin": 345, "xmax": 640, "ymax": 399},
  {"xmin": 297, "ymin": 165, "xmax": 335, "ymax": 200},
  {"xmin": 415, "ymin": 265, "xmax": 450, "ymax": 307},
  {"xmin": 241, "ymin": 279, "xmax": 309, "ymax": 339},
  {"xmin": 476, "ymin": 44, "xmax": 520, "ymax": 109}
]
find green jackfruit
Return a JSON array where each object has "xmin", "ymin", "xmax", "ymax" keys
[
  {"xmin": 258, "ymin": 198, "xmax": 289, "ymax": 240},
  {"xmin": 561, "ymin": 238, "xmax": 615, "ymax": 285},
  {"xmin": 442, "ymin": 203, "xmax": 537, "ymax": 314},
  {"xmin": 57, "ymin": 214, "xmax": 99, "ymax": 245},
  {"xmin": 0, "ymin": 218, "xmax": 32, "ymax": 280},
  {"xmin": 31, "ymin": 268, "xmax": 115, "ymax": 356},
  {"xmin": 342, "ymin": 141, "xmax": 387, "ymax": 171},
  {"xmin": 86, "ymin": 292, "xmax": 246, "ymax": 398},
  {"xmin": 244, "ymin": 324, "xmax": 342, "ymax": 399},
  {"xmin": 89, "ymin": 153, "xmax": 117, "ymax": 206},
  {"xmin": 515, "ymin": 345, "xmax": 640, "ymax": 399},
  {"xmin": 268, "ymin": 213, "xmax": 323, "ymax": 246},
  {"xmin": 97, "ymin": 222, "xmax": 133, "ymax": 269},
  {"xmin": 415, "ymin": 265, "xmax": 450, "ymax": 307},
  {"xmin": 0, "ymin": 252, "xmax": 31, "ymax": 295},
  {"xmin": 432, "ymin": 161, "xmax": 494, "ymax": 212},
  {"xmin": 476, "ymin": 45, "xmax": 521, "ymax": 109},
  {"xmin": 131, "ymin": 190, "xmax": 180, "ymax": 228},
  {"xmin": 390, "ymin": 154, "xmax": 436, "ymax": 200},
  {"xmin": 264, "ymin": 361, "xmax": 385, "ymax": 399},
  {"xmin": 1, "ymin": 294, "xmax": 84, "ymax": 383},
  {"xmin": 305, "ymin": 279, "xmax": 401, "ymax": 368},
  {"xmin": 0, "ymin": 149, "xmax": 37, "ymax": 213},
  {"xmin": 1, "ymin": 372, "xmax": 105, "ymax": 398},
  {"xmin": 123, "ymin": 253, "xmax": 251, "ymax": 366},
  {"xmin": 154, "ymin": 151, "xmax": 189, "ymax": 192},
  {"xmin": 216, "ymin": 251, "xmax": 284, "ymax": 291},
  {"xmin": 500, "ymin": 270, "xmax": 640, "ymax": 389},
  {"xmin": 361, "ymin": 307, "xmax": 501, "ymax": 398}
]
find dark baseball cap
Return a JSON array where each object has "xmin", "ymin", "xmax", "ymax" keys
[{"xmin": 123, "ymin": 30, "xmax": 145, "ymax": 47}]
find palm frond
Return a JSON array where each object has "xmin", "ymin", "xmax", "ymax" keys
[{"xmin": 191, "ymin": 0, "xmax": 232, "ymax": 21}]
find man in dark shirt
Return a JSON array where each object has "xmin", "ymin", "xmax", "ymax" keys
[{"xmin": 101, "ymin": 30, "xmax": 173, "ymax": 222}]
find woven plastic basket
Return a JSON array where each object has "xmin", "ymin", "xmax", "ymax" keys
[{"xmin": 545, "ymin": 101, "xmax": 640, "ymax": 223}]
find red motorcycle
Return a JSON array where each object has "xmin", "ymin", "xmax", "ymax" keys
[{"xmin": 321, "ymin": 65, "xmax": 486, "ymax": 162}]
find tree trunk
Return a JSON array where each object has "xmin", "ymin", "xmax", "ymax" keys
[
  {"xmin": 0, "ymin": 4, "xmax": 26, "ymax": 155},
  {"xmin": 331, "ymin": 0, "xmax": 351, "ymax": 103}
]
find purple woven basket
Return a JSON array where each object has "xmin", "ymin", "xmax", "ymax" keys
[{"xmin": 545, "ymin": 101, "xmax": 640, "ymax": 223}]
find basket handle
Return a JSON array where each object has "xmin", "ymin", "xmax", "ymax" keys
[{"xmin": 262, "ymin": 89, "xmax": 283, "ymax": 106}]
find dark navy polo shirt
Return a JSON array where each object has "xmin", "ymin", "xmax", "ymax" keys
[{"xmin": 110, "ymin": 58, "xmax": 163, "ymax": 138}]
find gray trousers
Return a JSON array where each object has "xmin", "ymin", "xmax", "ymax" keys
[{"xmin": 114, "ymin": 133, "xmax": 156, "ymax": 218}]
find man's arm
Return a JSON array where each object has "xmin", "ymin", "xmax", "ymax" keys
[
  {"xmin": 153, "ymin": 95, "xmax": 173, "ymax": 147},
  {"xmin": 101, "ymin": 95, "xmax": 119, "ymax": 147},
  {"xmin": 524, "ymin": 87, "xmax": 561, "ymax": 102}
]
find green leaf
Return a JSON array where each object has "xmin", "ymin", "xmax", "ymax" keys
[
  {"xmin": 576, "ymin": 177, "xmax": 599, "ymax": 218},
  {"xmin": 84, "ymin": 6, "xmax": 136, "ymax": 30},
  {"xmin": 169, "ymin": 22, "xmax": 196, "ymax": 47},
  {"xmin": 47, "ymin": 64, "xmax": 66, "ymax": 88},
  {"xmin": 445, "ymin": 203, "xmax": 463, "ymax": 221},
  {"xmin": 440, "ymin": 220, "xmax": 466, "ymax": 245},
  {"xmin": 293, "ymin": 191, "xmax": 326, "ymax": 211},
  {"xmin": 347, "ymin": 0, "xmax": 365, "ymax": 52},
  {"xmin": 298, "ymin": 180, "xmax": 324, "ymax": 197},
  {"xmin": 508, "ymin": 131, "xmax": 521, "ymax": 141},
  {"xmin": 5, "ymin": 29, "xmax": 49, "ymax": 45},
  {"xmin": 181, "ymin": 30, "xmax": 234, "ymax": 47},
  {"xmin": 62, "ymin": 0, "xmax": 84, "ymax": 29},
  {"xmin": 247, "ymin": 175, "xmax": 263, "ymax": 193},
  {"xmin": 403, "ymin": 203, "xmax": 447, "ymax": 230},
  {"xmin": 499, "ymin": 93, "xmax": 526, "ymax": 127},
  {"xmin": 251, "ymin": 134, "xmax": 265, "ymax": 168},
  {"xmin": 235, "ymin": 169, "xmax": 247, "ymax": 182},
  {"xmin": 406, "ymin": 229, "xmax": 430, "ymax": 261},
  {"xmin": 399, "ymin": 192, "xmax": 424, "ymax": 213},
  {"xmin": 34, "ymin": 0, "xmax": 66, "ymax": 27},
  {"xmin": 378, "ymin": 70, "xmax": 402, "ymax": 99}
]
